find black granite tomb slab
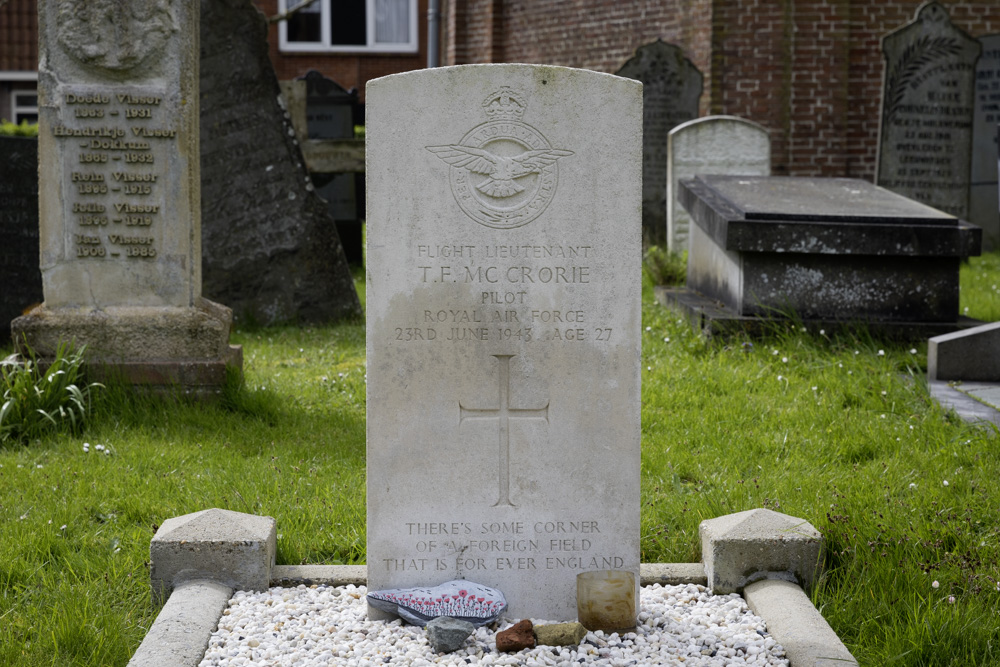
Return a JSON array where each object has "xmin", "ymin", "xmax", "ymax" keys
[
  {"xmin": 0, "ymin": 136, "xmax": 43, "ymax": 341},
  {"xmin": 673, "ymin": 175, "xmax": 982, "ymax": 330}
]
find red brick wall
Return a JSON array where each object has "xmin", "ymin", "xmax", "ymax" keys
[
  {"xmin": 442, "ymin": 0, "xmax": 1000, "ymax": 180},
  {"xmin": 252, "ymin": 0, "xmax": 428, "ymax": 101},
  {"xmin": 0, "ymin": 0, "xmax": 38, "ymax": 71}
]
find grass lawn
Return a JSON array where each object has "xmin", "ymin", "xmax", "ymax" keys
[{"xmin": 3, "ymin": 255, "xmax": 1000, "ymax": 665}]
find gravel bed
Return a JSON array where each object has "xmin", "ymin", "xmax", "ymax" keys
[{"xmin": 199, "ymin": 583, "xmax": 788, "ymax": 666}]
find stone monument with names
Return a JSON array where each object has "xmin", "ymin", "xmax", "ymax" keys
[
  {"xmin": 876, "ymin": 1, "xmax": 981, "ymax": 219},
  {"xmin": 666, "ymin": 116, "xmax": 771, "ymax": 254},
  {"xmin": 616, "ymin": 40, "xmax": 702, "ymax": 245},
  {"xmin": 0, "ymin": 136, "xmax": 43, "ymax": 339},
  {"xmin": 366, "ymin": 65, "xmax": 642, "ymax": 621},
  {"xmin": 971, "ymin": 34, "xmax": 1000, "ymax": 247},
  {"xmin": 13, "ymin": 0, "xmax": 240, "ymax": 391},
  {"xmin": 200, "ymin": 0, "xmax": 361, "ymax": 324}
]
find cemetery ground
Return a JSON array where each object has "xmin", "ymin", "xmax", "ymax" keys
[{"xmin": 2, "ymin": 257, "xmax": 1000, "ymax": 667}]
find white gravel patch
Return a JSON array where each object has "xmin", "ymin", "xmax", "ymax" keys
[{"xmin": 199, "ymin": 583, "xmax": 788, "ymax": 666}]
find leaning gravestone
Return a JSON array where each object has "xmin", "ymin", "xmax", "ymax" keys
[
  {"xmin": 200, "ymin": 0, "xmax": 360, "ymax": 325},
  {"xmin": 971, "ymin": 34, "xmax": 1000, "ymax": 246},
  {"xmin": 617, "ymin": 40, "xmax": 702, "ymax": 245},
  {"xmin": 666, "ymin": 116, "xmax": 770, "ymax": 254},
  {"xmin": 366, "ymin": 65, "xmax": 642, "ymax": 621},
  {"xmin": 0, "ymin": 136, "xmax": 43, "ymax": 339},
  {"xmin": 13, "ymin": 0, "xmax": 240, "ymax": 392},
  {"xmin": 876, "ymin": 1, "xmax": 981, "ymax": 219}
]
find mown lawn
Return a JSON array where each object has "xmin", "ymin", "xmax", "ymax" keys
[{"xmin": 2, "ymin": 254, "xmax": 1000, "ymax": 665}]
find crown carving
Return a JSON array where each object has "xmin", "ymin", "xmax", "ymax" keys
[{"xmin": 482, "ymin": 86, "xmax": 526, "ymax": 121}]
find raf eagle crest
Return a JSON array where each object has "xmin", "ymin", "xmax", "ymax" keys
[{"xmin": 427, "ymin": 87, "xmax": 573, "ymax": 229}]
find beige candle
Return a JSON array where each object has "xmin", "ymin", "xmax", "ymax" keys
[{"xmin": 576, "ymin": 570, "xmax": 637, "ymax": 634}]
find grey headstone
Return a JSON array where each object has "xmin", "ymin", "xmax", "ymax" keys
[
  {"xmin": 876, "ymin": 1, "xmax": 981, "ymax": 219},
  {"xmin": 616, "ymin": 40, "xmax": 703, "ymax": 245},
  {"xmin": 366, "ymin": 65, "xmax": 642, "ymax": 621},
  {"xmin": 199, "ymin": 0, "xmax": 361, "ymax": 325},
  {"xmin": 971, "ymin": 34, "xmax": 1000, "ymax": 247},
  {"xmin": 928, "ymin": 320, "xmax": 1000, "ymax": 381},
  {"xmin": 666, "ymin": 116, "xmax": 770, "ymax": 254},
  {"xmin": 0, "ymin": 137, "xmax": 42, "ymax": 339}
]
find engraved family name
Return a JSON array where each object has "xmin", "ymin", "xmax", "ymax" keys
[{"xmin": 367, "ymin": 65, "xmax": 641, "ymax": 621}]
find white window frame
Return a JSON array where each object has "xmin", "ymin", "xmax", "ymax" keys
[
  {"xmin": 278, "ymin": 0, "xmax": 418, "ymax": 54},
  {"xmin": 12, "ymin": 89, "xmax": 38, "ymax": 124}
]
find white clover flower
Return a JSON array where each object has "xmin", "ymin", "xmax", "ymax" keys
[
  {"xmin": 909, "ymin": 483, "xmax": 916, "ymax": 489},
  {"xmin": 782, "ymin": 357, "xmax": 788, "ymax": 363},
  {"xmin": 948, "ymin": 596, "xmax": 955, "ymax": 604},
  {"xmin": 880, "ymin": 414, "xmax": 886, "ymax": 419},
  {"xmin": 932, "ymin": 580, "xmax": 940, "ymax": 588},
  {"xmin": 881, "ymin": 391, "xmax": 887, "ymax": 396},
  {"xmin": 36, "ymin": 464, "xmax": 43, "ymax": 469},
  {"xmin": 645, "ymin": 326, "xmax": 651, "ymax": 332},
  {"xmin": 943, "ymin": 480, "xmax": 949, "ymax": 487},
  {"xmin": 777, "ymin": 375, "xmax": 784, "ymax": 381},
  {"xmin": 910, "ymin": 349, "xmax": 917, "ymax": 355},
  {"xmin": 878, "ymin": 349, "xmax": 885, "ymax": 356},
  {"xmin": 60, "ymin": 525, "xmax": 67, "ymax": 531},
  {"xmin": 812, "ymin": 386, "xmax": 818, "ymax": 391},
  {"xmin": 664, "ymin": 337, "xmax": 670, "ymax": 343}
]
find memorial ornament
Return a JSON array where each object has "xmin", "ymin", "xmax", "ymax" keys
[
  {"xmin": 427, "ymin": 86, "xmax": 573, "ymax": 230},
  {"xmin": 366, "ymin": 580, "xmax": 507, "ymax": 627},
  {"xmin": 57, "ymin": 0, "xmax": 177, "ymax": 72}
]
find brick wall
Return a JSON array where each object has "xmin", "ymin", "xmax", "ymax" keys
[
  {"xmin": 252, "ymin": 0, "xmax": 428, "ymax": 102},
  {"xmin": 443, "ymin": 0, "xmax": 1000, "ymax": 180},
  {"xmin": 0, "ymin": 0, "xmax": 38, "ymax": 72}
]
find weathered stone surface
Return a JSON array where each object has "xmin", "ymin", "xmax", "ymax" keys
[
  {"xmin": 425, "ymin": 616, "xmax": 476, "ymax": 653},
  {"xmin": 666, "ymin": 116, "xmax": 770, "ymax": 254},
  {"xmin": 971, "ymin": 34, "xmax": 1000, "ymax": 248},
  {"xmin": 700, "ymin": 509, "xmax": 823, "ymax": 595},
  {"xmin": 0, "ymin": 136, "xmax": 42, "ymax": 339},
  {"xmin": 533, "ymin": 622, "xmax": 588, "ymax": 646},
  {"xmin": 366, "ymin": 65, "xmax": 642, "ymax": 621},
  {"xmin": 15, "ymin": 0, "xmax": 240, "ymax": 392},
  {"xmin": 928, "ymin": 321, "xmax": 1000, "ymax": 381},
  {"xmin": 199, "ymin": 0, "xmax": 360, "ymax": 325},
  {"xmin": 616, "ymin": 40, "xmax": 702, "ymax": 244},
  {"xmin": 150, "ymin": 508, "xmax": 276, "ymax": 603},
  {"xmin": 877, "ymin": 2, "xmax": 981, "ymax": 219},
  {"xmin": 496, "ymin": 619, "xmax": 535, "ymax": 652},
  {"xmin": 680, "ymin": 175, "xmax": 981, "ymax": 323}
]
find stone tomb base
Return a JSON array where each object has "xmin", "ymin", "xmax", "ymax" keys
[
  {"xmin": 11, "ymin": 297, "xmax": 242, "ymax": 394},
  {"xmin": 670, "ymin": 175, "xmax": 982, "ymax": 337}
]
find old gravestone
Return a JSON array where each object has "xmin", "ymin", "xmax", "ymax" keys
[
  {"xmin": 666, "ymin": 116, "xmax": 771, "ymax": 254},
  {"xmin": 200, "ymin": 0, "xmax": 360, "ymax": 325},
  {"xmin": 876, "ymin": 1, "xmax": 981, "ymax": 219},
  {"xmin": 617, "ymin": 40, "xmax": 702, "ymax": 245},
  {"xmin": 0, "ymin": 137, "xmax": 43, "ymax": 339},
  {"xmin": 971, "ymin": 34, "xmax": 1000, "ymax": 247},
  {"xmin": 13, "ymin": 0, "xmax": 240, "ymax": 391},
  {"xmin": 366, "ymin": 65, "xmax": 642, "ymax": 621}
]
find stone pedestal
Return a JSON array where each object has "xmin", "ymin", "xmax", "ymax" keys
[{"xmin": 673, "ymin": 175, "xmax": 981, "ymax": 334}]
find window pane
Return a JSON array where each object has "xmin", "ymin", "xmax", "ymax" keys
[
  {"xmin": 288, "ymin": 0, "xmax": 321, "ymax": 43},
  {"xmin": 375, "ymin": 0, "xmax": 409, "ymax": 44},
  {"xmin": 15, "ymin": 94, "xmax": 38, "ymax": 107},
  {"xmin": 331, "ymin": 0, "xmax": 367, "ymax": 46}
]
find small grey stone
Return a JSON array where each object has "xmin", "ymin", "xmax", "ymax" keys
[{"xmin": 425, "ymin": 616, "xmax": 475, "ymax": 653}]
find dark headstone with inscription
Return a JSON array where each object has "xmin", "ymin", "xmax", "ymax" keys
[
  {"xmin": 616, "ymin": 40, "xmax": 702, "ymax": 245},
  {"xmin": 0, "ymin": 137, "xmax": 43, "ymax": 339},
  {"xmin": 876, "ymin": 1, "xmax": 981, "ymax": 220},
  {"xmin": 972, "ymin": 34, "xmax": 1000, "ymax": 247},
  {"xmin": 200, "ymin": 0, "xmax": 361, "ymax": 324},
  {"xmin": 13, "ymin": 0, "xmax": 240, "ymax": 394}
]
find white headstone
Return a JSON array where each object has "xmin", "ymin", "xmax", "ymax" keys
[
  {"xmin": 666, "ymin": 116, "xmax": 771, "ymax": 253},
  {"xmin": 366, "ymin": 64, "xmax": 642, "ymax": 621}
]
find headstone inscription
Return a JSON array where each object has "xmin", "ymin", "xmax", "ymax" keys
[
  {"xmin": 199, "ymin": 0, "xmax": 361, "ymax": 325},
  {"xmin": 616, "ymin": 40, "xmax": 702, "ymax": 245},
  {"xmin": 666, "ymin": 116, "xmax": 771, "ymax": 254},
  {"xmin": 13, "ymin": 0, "xmax": 241, "ymax": 391},
  {"xmin": 876, "ymin": 1, "xmax": 981, "ymax": 219},
  {"xmin": 0, "ymin": 136, "xmax": 43, "ymax": 339},
  {"xmin": 971, "ymin": 34, "xmax": 1000, "ymax": 247},
  {"xmin": 366, "ymin": 65, "xmax": 642, "ymax": 621}
]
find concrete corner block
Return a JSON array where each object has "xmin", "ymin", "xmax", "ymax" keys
[
  {"xmin": 150, "ymin": 508, "xmax": 276, "ymax": 602},
  {"xmin": 700, "ymin": 508, "xmax": 823, "ymax": 594},
  {"xmin": 928, "ymin": 321, "xmax": 1000, "ymax": 381}
]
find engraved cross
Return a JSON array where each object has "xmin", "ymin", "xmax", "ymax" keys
[{"xmin": 460, "ymin": 354, "xmax": 549, "ymax": 508}]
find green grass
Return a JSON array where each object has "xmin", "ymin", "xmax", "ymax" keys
[{"xmin": 3, "ymin": 258, "xmax": 1000, "ymax": 665}]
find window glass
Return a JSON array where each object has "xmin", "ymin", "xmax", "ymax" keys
[
  {"xmin": 375, "ymin": 0, "xmax": 409, "ymax": 45},
  {"xmin": 331, "ymin": 0, "xmax": 367, "ymax": 46},
  {"xmin": 288, "ymin": 0, "xmax": 321, "ymax": 43}
]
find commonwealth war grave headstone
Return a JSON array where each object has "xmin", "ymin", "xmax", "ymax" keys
[
  {"xmin": 13, "ymin": 0, "xmax": 240, "ymax": 391},
  {"xmin": 200, "ymin": 0, "xmax": 360, "ymax": 325},
  {"xmin": 0, "ymin": 136, "xmax": 42, "ymax": 339},
  {"xmin": 666, "ymin": 116, "xmax": 770, "ymax": 254},
  {"xmin": 616, "ymin": 40, "xmax": 702, "ymax": 244},
  {"xmin": 877, "ymin": 1, "xmax": 981, "ymax": 219},
  {"xmin": 972, "ymin": 34, "xmax": 1000, "ymax": 246},
  {"xmin": 366, "ymin": 65, "xmax": 642, "ymax": 621}
]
